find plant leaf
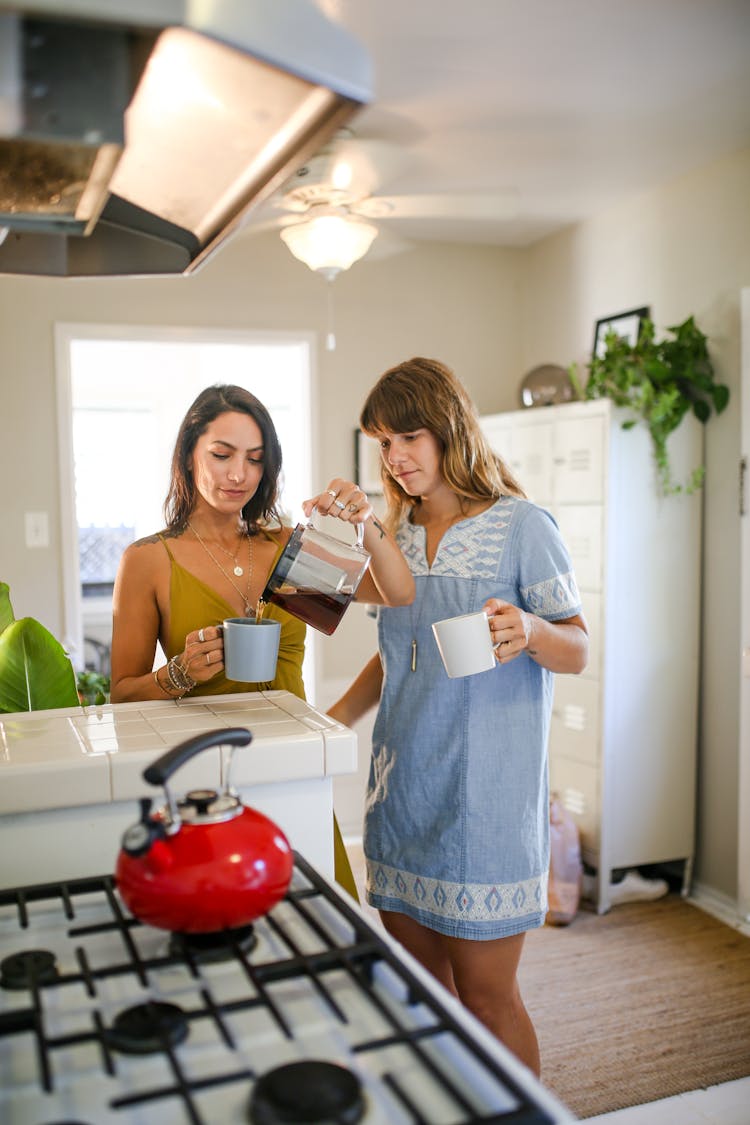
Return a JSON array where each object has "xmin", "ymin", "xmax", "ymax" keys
[
  {"xmin": 0, "ymin": 581, "xmax": 15, "ymax": 636},
  {"xmin": 0, "ymin": 618, "xmax": 80, "ymax": 713},
  {"xmin": 712, "ymin": 384, "xmax": 730, "ymax": 413}
]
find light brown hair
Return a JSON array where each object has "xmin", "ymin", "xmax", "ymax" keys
[{"xmin": 360, "ymin": 357, "xmax": 525, "ymax": 529}]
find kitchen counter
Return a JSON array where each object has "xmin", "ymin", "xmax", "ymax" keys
[{"xmin": 0, "ymin": 690, "xmax": 357, "ymax": 889}]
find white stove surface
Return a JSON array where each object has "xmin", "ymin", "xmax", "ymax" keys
[{"xmin": 0, "ymin": 857, "xmax": 575, "ymax": 1125}]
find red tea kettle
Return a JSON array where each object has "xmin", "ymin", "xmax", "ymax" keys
[{"xmin": 115, "ymin": 728, "xmax": 293, "ymax": 933}]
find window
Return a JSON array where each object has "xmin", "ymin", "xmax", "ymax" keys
[{"xmin": 56, "ymin": 325, "xmax": 316, "ymax": 689}]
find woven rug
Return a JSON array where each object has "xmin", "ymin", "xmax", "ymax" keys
[{"xmin": 519, "ymin": 895, "xmax": 750, "ymax": 1119}]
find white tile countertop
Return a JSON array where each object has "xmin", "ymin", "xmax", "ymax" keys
[
  {"xmin": 0, "ymin": 691, "xmax": 358, "ymax": 888},
  {"xmin": 0, "ymin": 690, "xmax": 356, "ymax": 815}
]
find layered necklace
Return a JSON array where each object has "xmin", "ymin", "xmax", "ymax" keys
[{"xmin": 188, "ymin": 521, "xmax": 255, "ymax": 616}]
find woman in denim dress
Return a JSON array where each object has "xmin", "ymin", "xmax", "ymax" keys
[{"xmin": 329, "ymin": 358, "xmax": 588, "ymax": 1074}]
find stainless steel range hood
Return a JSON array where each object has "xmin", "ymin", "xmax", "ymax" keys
[{"xmin": 0, "ymin": 0, "xmax": 371, "ymax": 277}]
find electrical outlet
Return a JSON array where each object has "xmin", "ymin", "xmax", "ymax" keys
[{"xmin": 25, "ymin": 511, "xmax": 49, "ymax": 549}]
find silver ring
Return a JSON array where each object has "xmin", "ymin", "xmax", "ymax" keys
[
  {"xmin": 206, "ymin": 652, "xmax": 211, "ymax": 665},
  {"xmin": 198, "ymin": 628, "xmax": 205, "ymax": 643},
  {"xmin": 333, "ymin": 499, "xmax": 346, "ymax": 510},
  {"xmin": 325, "ymin": 488, "xmax": 339, "ymax": 499}
]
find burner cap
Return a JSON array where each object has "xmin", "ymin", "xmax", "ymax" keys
[
  {"xmin": 169, "ymin": 923, "xmax": 257, "ymax": 963},
  {"xmin": 106, "ymin": 1001, "xmax": 189, "ymax": 1055},
  {"xmin": 249, "ymin": 1060, "xmax": 364, "ymax": 1124},
  {"xmin": 0, "ymin": 949, "xmax": 59, "ymax": 990}
]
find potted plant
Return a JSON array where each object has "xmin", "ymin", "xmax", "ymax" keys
[
  {"xmin": 569, "ymin": 315, "xmax": 730, "ymax": 495},
  {"xmin": 0, "ymin": 582, "xmax": 97, "ymax": 712}
]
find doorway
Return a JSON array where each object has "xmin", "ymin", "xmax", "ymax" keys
[{"xmin": 55, "ymin": 324, "xmax": 317, "ymax": 695}]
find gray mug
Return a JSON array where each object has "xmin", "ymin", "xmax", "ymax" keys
[{"xmin": 222, "ymin": 617, "xmax": 281, "ymax": 682}]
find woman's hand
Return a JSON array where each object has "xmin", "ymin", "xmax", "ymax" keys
[
  {"xmin": 484, "ymin": 598, "xmax": 589, "ymax": 673},
  {"xmin": 178, "ymin": 624, "xmax": 225, "ymax": 684},
  {"xmin": 484, "ymin": 598, "xmax": 533, "ymax": 664},
  {"xmin": 303, "ymin": 479, "xmax": 373, "ymax": 527}
]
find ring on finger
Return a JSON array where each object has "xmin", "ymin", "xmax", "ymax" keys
[
  {"xmin": 206, "ymin": 652, "xmax": 211, "ymax": 665},
  {"xmin": 333, "ymin": 499, "xmax": 346, "ymax": 510},
  {"xmin": 198, "ymin": 628, "xmax": 205, "ymax": 643},
  {"xmin": 347, "ymin": 502, "xmax": 358, "ymax": 512},
  {"xmin": 325, "ymin": 488, "xmax": 339, "ymax": 499}
]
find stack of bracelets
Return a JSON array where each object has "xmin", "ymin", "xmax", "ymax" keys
[{"xmin": 154, "ymin": 655, "xmax": 197, "ymax": 699}]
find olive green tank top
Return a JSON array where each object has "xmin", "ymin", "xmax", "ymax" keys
[{"xmin": 159, "ymin": 531, "xmax": 306, "ymax": 698}]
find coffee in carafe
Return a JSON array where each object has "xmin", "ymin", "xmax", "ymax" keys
[{"xmin": 261, "ymin": 516, "xmax": 371, "ymax": 635}]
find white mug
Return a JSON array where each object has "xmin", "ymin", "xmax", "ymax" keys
[
  {"xmin": 222, "ymin": 617, "xmax": 281, "ymax": 682},
  {"xmin": 432, "ymin": 610, "xmax": 496, "ymax": 678}
]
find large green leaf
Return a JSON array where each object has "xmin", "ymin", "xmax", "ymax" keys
[
  {"xmin": 0, "ymin": 581, "xmax": 15, "ymax": 635},
  {"xmin": 0, "ymin": 617, "xmax": 80, "ymax": 713}
]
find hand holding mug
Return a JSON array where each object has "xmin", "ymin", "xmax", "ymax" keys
[
  {"xmin": 483, "ymin": 599, "xmax": 532, "ymax": 664},
  {"xmin": 180, "ymin": 624, "xmax": 225, "ymax": 683}
]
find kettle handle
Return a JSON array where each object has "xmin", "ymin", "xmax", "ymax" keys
[
  {"xmin": 310, "ymin": 506, "xmax": 365, "ymax": 549},
  {"xmin": 143, "ymin": 727, "xmax": 252, "ymax": 788}
]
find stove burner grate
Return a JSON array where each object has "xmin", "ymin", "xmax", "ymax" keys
[
  {"xmin": 169, "ymin": 923, "xmax": 258, "ymax": 963},
  {"xmin": 249, "ymin": 1059, "xmax": 365, "ymax": 1124},
  {"xmin": 0, "ymin": 948, "xmax": 59, "ymax": 990},
  {"xmin": 0, "ymin": 858, "xmax": 560, "ymax": 1124},
  {"xmin": 106, "ymin": 1000, "xmax": 190, "ymax": 1055}
]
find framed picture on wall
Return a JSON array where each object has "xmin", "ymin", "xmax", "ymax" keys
[
  {"xmin": 354, "ymin": 429, "xmax": 383, "ymax": 495},
  {"xmin": 593, "ymin": 305, "xmax": 650, "ymax": 359}
]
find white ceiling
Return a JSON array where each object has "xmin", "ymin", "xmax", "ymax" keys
[{"xmin": 304, "ymin": 0, "xmax": 750, "ymax": 248}]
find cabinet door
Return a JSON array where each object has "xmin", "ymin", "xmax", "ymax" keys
[
  {"xmin": 550, "ymin": 675, "xmax": 600, "ymax": 766},
  {"xmin": 481, "ymin": 414, "xmax": 512, "ymax": 461},
  {"xmin": 553, "ymin": 504, "xmax": 603, "ymax": 592},
  {"xmin": 552, "ymin": 414, "xmax": 606, "ymax": 504},
  {"xmin": 511, "ymin": 420, "xmax": 554, "ymax": 504},
  {"xmin": 549, "ymin": 754, "xmax": 600, "ymax": 851},
  {"xmin": 579, "ymin": 590, "xmax": 601, "ymax": 679}
]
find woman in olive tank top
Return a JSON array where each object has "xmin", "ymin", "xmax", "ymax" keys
[{"xmin": 110, "ymin": 384, "xmax": 414, "ymax": 899}]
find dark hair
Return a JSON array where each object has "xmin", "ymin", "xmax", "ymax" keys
[
  {"xmin": 164, "ymin": 385, "xmax": 283, "ymax": 531},
  {"xmin": 359, "ymin": 357, "xmax": 525, "ymax": 527}
]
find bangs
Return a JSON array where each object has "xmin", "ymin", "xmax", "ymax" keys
[{"xmin": 360, "ymin": 376, "xmax": 426, "ymax": 436}]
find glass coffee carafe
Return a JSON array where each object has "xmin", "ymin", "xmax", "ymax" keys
[{"xmin": 261, "ymin": 513, "xmax": 372, "ymax": 635}]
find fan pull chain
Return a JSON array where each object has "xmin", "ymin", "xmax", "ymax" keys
[{"xmin": 325, "ymin": 279, "xmax": 336, "ymax": 351}]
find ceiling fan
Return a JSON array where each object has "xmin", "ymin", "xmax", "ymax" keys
[{"xmin": 245, "ymin": 128, "xmax": 519, "ymax": 279}]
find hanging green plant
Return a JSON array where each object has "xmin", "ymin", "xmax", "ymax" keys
[{"xmin": 569, "ymin": 315, "xmax": 730, "ymax": 495}]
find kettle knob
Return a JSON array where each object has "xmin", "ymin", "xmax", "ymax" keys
[{"xmin": 183, "ymin": 788, "xmax": 219, "ymax": 815}]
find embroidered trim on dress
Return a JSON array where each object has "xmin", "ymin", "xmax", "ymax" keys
[
  {"xmin": 397, "ymin": 499, "xmax": 514, "ymax": 580},
  {"xmin": 521, "ymin": 570, "xmax": 581, "ymax": 618},
  {"xmin": 366, "ymin": 860, "xmax": 548, "ymax": 921}
]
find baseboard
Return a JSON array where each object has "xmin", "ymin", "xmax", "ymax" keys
[{"xmin": 689, "ymin": 880, "xmax": 750, "ymax": 936}]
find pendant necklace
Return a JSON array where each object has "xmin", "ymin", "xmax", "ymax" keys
[
  {"xmin": 409, "ymin": 579, "xmax": 427, "ymax": 672},
  {"xmin": 409, "ymin": 505, "xmax": 471, "ymax": 671},
  {"xmin": 188, "ymin": 521, "xmax": 255, "ymax": 615},
  {"xmin": 211, "ymin": 530, "xmax": 247, "ymax": 576}
]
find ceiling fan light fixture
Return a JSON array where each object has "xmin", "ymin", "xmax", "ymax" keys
[{"xmin": 280, "ymin": 209, "xmax": 377, "ymax": 279}]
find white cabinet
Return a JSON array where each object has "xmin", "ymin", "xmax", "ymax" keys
[{"xmin": 481, "ymin": 400, "xmax": 703, "ymax": 912}]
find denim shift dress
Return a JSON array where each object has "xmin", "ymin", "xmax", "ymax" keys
[{"xmin": 363, "ymin": 497, "xmax": 582, "ymax": 940}]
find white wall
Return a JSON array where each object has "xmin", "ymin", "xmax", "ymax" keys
[{"xmin": 518, "ymin": 145, "xmax": 750, "ymax": 901}]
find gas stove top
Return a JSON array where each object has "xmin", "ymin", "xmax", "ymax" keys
[{"xmin": 0, "ymin": 853, "xmax": 573, "ymax": 1124}]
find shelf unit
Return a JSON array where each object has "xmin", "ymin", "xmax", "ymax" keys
[{"xmin": 481, "ymin": 399, "xmax": 703, "ymax": 912}]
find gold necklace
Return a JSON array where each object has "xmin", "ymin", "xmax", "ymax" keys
[
  {"xmin": 212, "ymin": 533, "xmax": 246, "ymax": 576},
  {"xmin": 188, "ymin": 521, "xmax": 255, "ymax": 615}
]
